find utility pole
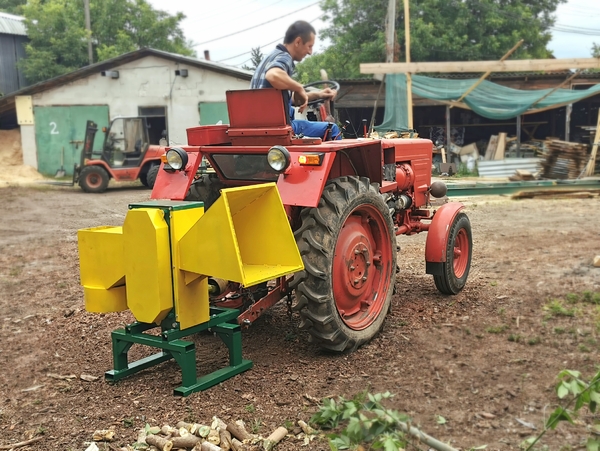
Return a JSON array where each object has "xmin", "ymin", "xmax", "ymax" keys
[
  {"xmin": 385, "ymin": 0, "xmax": 396, "ymax": 63},
  {"xmin": 83, "ymin": 0, "xmax": 93, "ymax": 65},
  {"xmin": 403, "ymin": 0, "xmax": 413, "ymax": 129}
]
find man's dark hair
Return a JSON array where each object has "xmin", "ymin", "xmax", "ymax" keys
[{"xmin": 284, "ymin": 21, "xmax": 316, "ymax": 44}]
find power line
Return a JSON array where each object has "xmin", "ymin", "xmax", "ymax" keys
[
  {"xmin": 216, "ymin": 13, "xmax": 325, "ymax": 64},
  {"xmin": 195, "ymin": 1, "xmax": 320, "ymax": 46}
]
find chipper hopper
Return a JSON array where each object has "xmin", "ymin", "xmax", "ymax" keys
[{"xmin": 78, "ymin": 183, "xmax": 303, "ymax": 396}]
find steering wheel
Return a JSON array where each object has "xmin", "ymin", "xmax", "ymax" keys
[{"xmin": 303, "ymin": 80, "xmax": 340, "ymax": 106}]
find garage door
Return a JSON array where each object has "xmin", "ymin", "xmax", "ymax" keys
[
  {"xmin": 199, "ymin": 102, "xmax": 229, "ymax": 125},
  {"xmin": 34, "ymin": 105, "xmax": 110, "ymax": 176}
]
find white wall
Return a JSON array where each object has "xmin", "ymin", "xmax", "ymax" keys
[
  {"xmin": 20, "ymin": 124, "xmax": 37, "ymax": 168},
  {"xmin": 31, "ymin": 56, "xmax": 250, "ymax": 145}
]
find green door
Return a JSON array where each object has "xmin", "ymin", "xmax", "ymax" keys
[
  {"xmin": 34, "ymin": 105, "xmax": 110, "ymax": 176},
  {"xmin": 199, "ymin": 102, "xmax": 229, "ymax": 125}
]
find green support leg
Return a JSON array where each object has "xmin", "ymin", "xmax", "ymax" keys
[{"xmin": 104, "ymin": 308, "xmax": 252, "ymax": 396}]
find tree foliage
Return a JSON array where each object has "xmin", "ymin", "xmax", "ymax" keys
[
  {"xmin": 297, "ymin": 0, "xmax": 566, "ymax": 80},
  {"xmin": 593, "ymin": 43, "xmax": 600, "ymax": 58},
  {"xmin": 0, "ymin": 0, "xmax": 26, "ymax": 15},
  {"xmin": 242, "ymin": 47, "xmax": 264, "ymax": 72},
  {"xmin": 21, "ymin": 0, "xmax": 195, "ymax": 83}
]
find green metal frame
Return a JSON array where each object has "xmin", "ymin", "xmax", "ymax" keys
[
  {"xmin": 105, "ymin": 307, "xmax": 252, "ymax": 396},
  {"xmin": 446, "ymin": 179, "xmax": 600, "ymax": 197}
]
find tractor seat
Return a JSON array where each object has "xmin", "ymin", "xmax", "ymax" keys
[{"xmin": 225, "ymin": 89, "xmax": 293, "ymax": 146}]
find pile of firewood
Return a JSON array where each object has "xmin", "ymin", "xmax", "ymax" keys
[
  {"xmin": 85, "ymin": 417, "xmax": 319, "ymax": 451},
  {"xmin": 541, "ymin": 140, "xmax": 589, "ymax": 179}
]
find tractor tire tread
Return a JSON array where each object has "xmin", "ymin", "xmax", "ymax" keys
[{"xmin": 293, "ymin": 176, "xmax": 396, "ymax": 352}]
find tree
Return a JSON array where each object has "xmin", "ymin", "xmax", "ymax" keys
[
  {"xmin": 593, "ymin": 43, "xmax": 600, "ymax": 58},
  {"xmin": 297, "ymin": 0, "xmax": 566, "ymax": 80},
  {"xmin": 0, "ymin": 0, "xmax": 26, "ymax": 15},
  {"xmin": 242, "ymin": 47, "xmax": 264, "ymax": 72},
  {"xmin": 21, "ymin": 0, "xmax": 195, "ymax": 83}
]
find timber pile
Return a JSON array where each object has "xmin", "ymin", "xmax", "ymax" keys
[
  {"xmin": 84, "ymin": 416, "xmax": 319, "ymax": 451},
  {"xmin": 541, "ymin": 140, "xmax": 589, "ymax": 179}
]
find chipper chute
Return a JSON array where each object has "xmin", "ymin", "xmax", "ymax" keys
[{"xmin": 77, "ymin": 183, "xmax": 303, "ymax": 396}]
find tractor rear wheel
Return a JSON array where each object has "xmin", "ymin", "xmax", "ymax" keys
[
  {"xmin": 292, "ymin": 176, "xmax": 396, "ymax": 352},
  {"xmin": 433, "ymin": 212, "xmax": 472, "ymax": 294},
  {"xmin": 79, "ymin": 166, "xmax": 109, "ymax": 193}
]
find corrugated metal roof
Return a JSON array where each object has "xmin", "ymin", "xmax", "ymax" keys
[
  {"xmin": 477, "ymin": 158, "xmax": 542, "ymax": 178},
  {"xmin": 0, "ymin": 12, "xmax": 27, "ymax": 36},
  {"xmin": 0, "ymin": 48, "xmax": 253, "ymax": 114}
]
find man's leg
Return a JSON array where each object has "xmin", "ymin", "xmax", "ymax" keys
[{"xmin": 292, "ymin": 120, "xmax": 342, "ymax": 140}]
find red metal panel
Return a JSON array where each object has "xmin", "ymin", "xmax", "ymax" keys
[
  {"xmin": 226, "ymin": 89, "xmax": 288, "ymax": 128},
  {"xmin": 151, "ymin": 150, "xmax": 201, "ymax": 201},
  {"xmin": 276, "ymin": 152, "xmax": 336, "ymax": 207},
  {"xmin": 425, "ymin": 202, "xmax": 464, "ymax": 263}
]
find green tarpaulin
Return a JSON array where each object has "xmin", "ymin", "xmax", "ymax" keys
[{"xmin": 375, "ymin": 73, "xmax": 600, "ymax": 132}]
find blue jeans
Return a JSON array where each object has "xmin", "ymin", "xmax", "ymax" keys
[{"xmin": 292, "ymin": 120, "xmax": 342, "ymax": 140}]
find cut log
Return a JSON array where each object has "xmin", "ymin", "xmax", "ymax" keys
[
  {"xmin": 226, "ymin": 422, "xmax": 251, "ymax": 442},
  {"xmin": 146, "ymin": 435, "xmax": 173, "ymax": 451},
  {"xmin": 201, "ymin": 442, "xmax": 222, "ymax": 451},
  {"xmin": 171, "ymin": 435, "xmax": 201, "ymax": 449},
  {"xmin": 231, "ymin": 438, "xmax": 243, "ymax": 451},
  {"xmin": 219, "ymin": 430, "xmax": 232, "ymax": 451},
  {"xmin": 262, "ymin": 427, "xmax": 288, "ymax": 451},
  {"xmin": 177, "ymin": 421, "xmax": 202, "ymax": 435},
  {"xmin": 297, "ymin": 420, "xmax": 316, "ymax": 435}
]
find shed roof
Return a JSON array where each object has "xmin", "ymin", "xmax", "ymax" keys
[
  {"xmin": 0, "ymin": 12, "xmax": 26, "ymax": 36},
  {"xmin": 0, "ymin": 48, "xmax": 253, "ymax": 115}
]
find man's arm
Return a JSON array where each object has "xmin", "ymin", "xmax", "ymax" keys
[{"xmin": 265, "ymin": 67, "xmax": 309, "ymax": 112}]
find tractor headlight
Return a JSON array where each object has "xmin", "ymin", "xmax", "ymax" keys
[
  {"xmin": 267, "ymin": 145, "xmax": 291, "ymax": 172},
  {"xmin": 166, "ymin": 147, "xmax": 189, "ymax": 170}
]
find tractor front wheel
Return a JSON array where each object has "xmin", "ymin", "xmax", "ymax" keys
[
  {"xmin": 292, "ymin": 176, "xmax": 397, "ymax": 352},
  {"xmin": 79, "ymin": 165, "xmax": 109, "ymax": 193},
  {"xmin": 433, "ymin": 212, "xmax": 472, "ymax": 294}
]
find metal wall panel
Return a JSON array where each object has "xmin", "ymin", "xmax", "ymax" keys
[
  {"xmin": 34, "ymin": 105, "xmax": 110, "ymax": 176},
  {"xmin": 0, "ymin": 34, "xmax": 18, "ymax": 95}
]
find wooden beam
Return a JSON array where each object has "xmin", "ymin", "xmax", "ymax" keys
[
  {"xmin": 529, "ymin": 70, "xmax": 582, "ymax": 109},
  {"xmin": 360, "ymin": 58, "xmax": 600, "ymax": 74},
  {"xmin": 404, "ymin": 0, "xmax": 413, "ymax": 129},
  {"xmin": 452, "ymin": 39, "xmax": 523, "ymax": 106}
]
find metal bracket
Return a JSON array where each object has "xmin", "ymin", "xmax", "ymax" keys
[{"xmin": 105, "ymin": 307, "xmax": 252, "ymax": 396}]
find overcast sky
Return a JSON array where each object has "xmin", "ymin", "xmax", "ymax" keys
[{"xmin": 146, "ymin": 0, "xmax": 599, "ymax": 68}]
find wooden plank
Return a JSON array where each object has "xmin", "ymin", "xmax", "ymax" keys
[
  {"xmin": 585, "ymin": 111, "xmax": 600, "ymax": 176},
  {"xmin": 360, "ymin": 58, "xmax": 600, "ymax": 74},
  {"xmin": 495, "ymin": 133, "xmax": 507, "ymax": 160},
  {"xmin": 484, "ymin": 135, "xmax": 498, "ymax": 160}
]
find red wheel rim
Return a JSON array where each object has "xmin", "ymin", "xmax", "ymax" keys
[
  {"xmin": 332, "ymin": 205, "xmax": 392, "ymax": 330},
  {"xmin": 452, "ymin": 228, "xmax": 469, "ymax": 278},
  {"xmin": 86, "ymin": 172, "xmax": 102, "ymax": 189}
]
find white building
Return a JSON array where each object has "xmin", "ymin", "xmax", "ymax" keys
[{"xmin": 0, "ymin": 48, "xmax": 253, "ymax": 175}]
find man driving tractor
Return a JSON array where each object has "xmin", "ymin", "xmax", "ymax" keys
[{"xmin": 250, "ymin": 20, "xmax": 342, "ymax": 141}]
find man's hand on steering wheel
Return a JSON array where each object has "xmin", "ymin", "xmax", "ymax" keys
[{"xmin": 303, "ymin": 80, "xmax": 340, "ymax": 106}]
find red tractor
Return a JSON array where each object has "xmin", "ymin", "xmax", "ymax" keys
[
  {"xmin": 151, "ymin": 88, "xmax": 472, "ymax": 352},
  {"xmin": 74, "ymin": 117, "xmax": 166, "ymax": 193}
]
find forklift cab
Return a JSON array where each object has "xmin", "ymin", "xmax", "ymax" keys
[{"xmin": 101, "ymin": 117, "xmax": 150, "ymax": 167}]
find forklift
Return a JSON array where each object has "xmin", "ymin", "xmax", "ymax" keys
[{"xmin": 73, "ymin": 117, "xmax": 167, "ymax": 193}]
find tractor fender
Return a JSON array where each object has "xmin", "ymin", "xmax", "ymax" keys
[
  {"xmin": 425, "ymin": 202, "xmax": 465, "ymax": 264},
  {"xmin": 276, "ymin": 151, "xmax": 336, "ymax": 207}
]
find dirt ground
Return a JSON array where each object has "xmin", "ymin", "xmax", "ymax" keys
[{"xmin": 1, "ymin": 180, "xmax": 600, "ymax": 451}]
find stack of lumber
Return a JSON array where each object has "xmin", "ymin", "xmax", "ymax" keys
[
  {"xmin": 541, "ymin": 140, "xmax": 589, "ymax": 179},
  {"xmin": 483, "ymin": 133, "xmax": 507, "ymax": 160}
]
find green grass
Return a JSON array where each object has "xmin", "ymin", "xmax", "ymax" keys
[
  {"xmin": 486, "ymin": 325, "xmax": 508, "ymax": 334},
  {"xmin": 545, "ymin": 299, "xmax": 576, "ymax": 318}
]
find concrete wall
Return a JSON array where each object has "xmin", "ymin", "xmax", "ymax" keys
[{"xmin": 31, "ymin": 56, "xmax": 250, "ymax": 146}]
